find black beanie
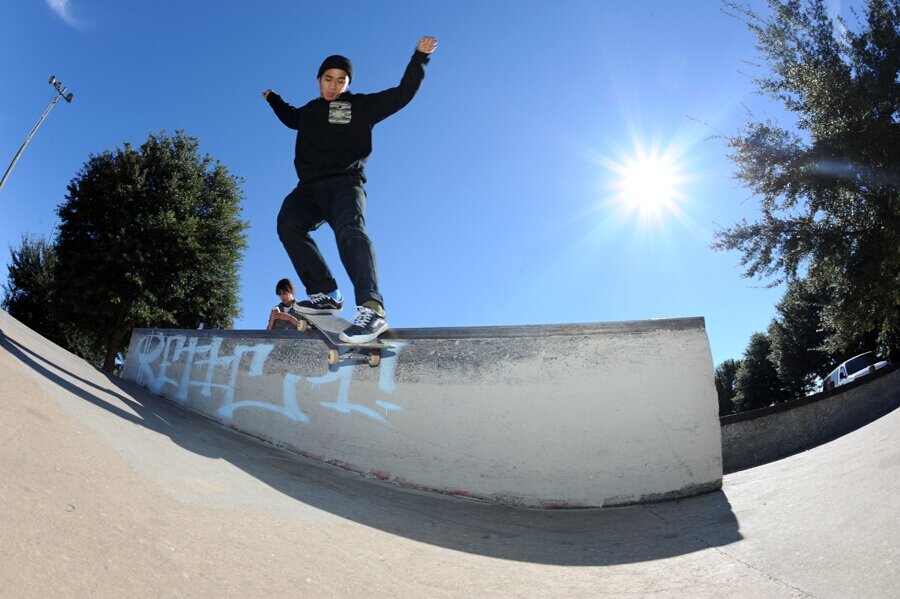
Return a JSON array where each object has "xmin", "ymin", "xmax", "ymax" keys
[{"xmin": 317, "ymin": 55, "xmax": 354, "ymax": 82}]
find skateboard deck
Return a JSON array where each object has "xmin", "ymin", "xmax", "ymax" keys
[{"xmin": 296, "ymin": 312, "xmax": 393, "ymax": 367}]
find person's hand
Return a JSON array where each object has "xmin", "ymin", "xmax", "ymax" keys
[
  {"xmin": 262, "ymin": 89, "xmax": 273, "ymax": 100},
  {"xmin": 417, "ymin": 36, "xmax": 438, "ymax": 54},
  {"xmin": 273, "ymin": 311, "xmax": 298, "ymax": 326}
]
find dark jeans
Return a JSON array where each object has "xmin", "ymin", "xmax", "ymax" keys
[{"xmin": 277, "ymin": 176, "xmax": 383, "ymax": 308}]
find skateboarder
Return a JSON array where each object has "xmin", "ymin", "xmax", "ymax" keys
[
  {"xmin": 267, "ymin": 278, "xmax": 303, "ymax": 330},
  {"xmin": 263, "ymin": 36, "xmax": 438, "ymax": 343}
]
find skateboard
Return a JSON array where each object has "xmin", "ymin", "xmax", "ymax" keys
[{"xmin": 296, "ymin": 312, "xmax": 393, "ymax": 367}]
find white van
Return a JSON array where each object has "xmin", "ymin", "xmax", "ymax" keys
[{"xmin": 821, "ymin": 351, "xmax": 891, "ymax": 391}]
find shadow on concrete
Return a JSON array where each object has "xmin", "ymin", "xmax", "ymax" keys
[{"xmin": 1, "ymin": 324, "xmax": 742, "ymax": 566}]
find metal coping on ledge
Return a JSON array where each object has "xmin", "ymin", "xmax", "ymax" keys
[{"xmin": 133, "ymin": 316, "xmax": 707, "ymax": 341}]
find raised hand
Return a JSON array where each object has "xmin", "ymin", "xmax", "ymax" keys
[{"xmin": 416, "ymin": 36, "xmax": 438, "ymax": 54}]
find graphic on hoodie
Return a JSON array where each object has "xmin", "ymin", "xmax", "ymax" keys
[{"xmin": 328, "ymin": 101, "xmax": 352, "ymax": 125}]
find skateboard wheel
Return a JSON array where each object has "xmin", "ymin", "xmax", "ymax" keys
[
  {"xmin": 297, "ymin": 318, "xmax": 309, "ymax": 332},
  {"xmin": 367, "ymin": 352, "xmax": 381, "ymax": 367},
  {"xmin": 327, "ymin": 349, "xmax": 339, "ymax": 366}
]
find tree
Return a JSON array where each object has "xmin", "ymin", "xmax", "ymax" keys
[
  {"xmin": 715, "ymin": 358, "xmax": 742, "ymax": 416},
  {"xmin": 716, "ymin": 0, "xmax": 900, "ymax": 355},
  {"xmin": 2, "ymin": 236, "xmax": 103, "ymax": 362},
  {"xmin": 54, "ymin": 130, "xmax": 248, "ymax": 371},
  {"xmin": 2, "ymin": 236, "xmax": 61, "ymax": 340},
  {"xmin": 767, "ymin": 277, "xmax": 833, "ymax": 395},
  {"xmin": 733, "ymin": 332, "xmax": 789, "ymax": 412}
]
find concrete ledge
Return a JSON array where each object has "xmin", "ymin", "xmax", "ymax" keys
[
  {"xmin": 168, "ymin": 317, "xmax": 709, "ymax": 341},
  {"xmin": 721, "ymin": 363, "xmax": 900, "ymax": 473},
  {"xmin": 123, "ymin": 317, "xmax": 723, "ymax": 508}
]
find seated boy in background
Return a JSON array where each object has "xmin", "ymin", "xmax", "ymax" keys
[{"xmin": 267, "ymin": 278, "xmax": 304, "ymax": 330}]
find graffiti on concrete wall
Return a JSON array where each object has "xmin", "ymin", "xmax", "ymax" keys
[{"xmin": 131, "ymin": 333, "xmax": 405, "ymax": 426}]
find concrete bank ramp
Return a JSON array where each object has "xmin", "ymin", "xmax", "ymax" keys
[
  {"xmin": 122, "ymin": 317, "xmax": 722, "ymax": 507},
  {"xmin": 2, "ymin": 308, "xmax": 899, "ymax": 598}
]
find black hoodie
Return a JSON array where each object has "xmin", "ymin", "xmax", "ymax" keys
[{"xmin": 266, "ymin": 50, "xmax": 431, "ymax": 184}]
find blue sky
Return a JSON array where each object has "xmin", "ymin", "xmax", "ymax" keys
[{"xmin": 0, "ymin": 0, "xmax": 856, "ymax": 366}]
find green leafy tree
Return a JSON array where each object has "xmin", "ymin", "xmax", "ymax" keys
[
  {"xmin": 733, "ymin": 332, "xmax": 789, "ymax": 412},
  {"xmin": 3, "ymin": 236, "xmax": 61, "ymax": 340},
  {"xmin": 716, "ymin": 0, "xmax": 900, "ymax": 355},
  {"xmin": 54, "ymin": 130, "xmax": 248, "ymax": 371},
  {"xmin": 715, "ymin": 358, "xmax": 742, "ymax": 416},
  {"xmin": 1, "ymin": 236, "xmax": 102, "ymax": 362},
  {"xmin": 767, "ymin": 277, "xmax": 833, "ymax": 396}
]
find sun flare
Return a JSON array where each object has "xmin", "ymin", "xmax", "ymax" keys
[
  {"xmin": 619, "ymin": 155, "xmax": 679, "ymax": 211},
  {"xmin": 604, "ymin": 143, "xmax": 689, "ymax": 228}
]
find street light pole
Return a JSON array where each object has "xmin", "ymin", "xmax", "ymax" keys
[{"xmin": 0, "ymin": 75, "xmax": 74, "ymax": 195}]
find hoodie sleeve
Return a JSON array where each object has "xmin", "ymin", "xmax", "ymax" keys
[
  {"xmin": 266, "ymin": 92, "xmax": 303, "ymax": 130},
  {"xmin": 364, "ymin": 51, "xmax": 431, "ymax": 125}
]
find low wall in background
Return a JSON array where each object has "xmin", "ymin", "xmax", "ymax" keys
[
  {"xmin": 122, "ymin": 317, "xmax": 723, "ymax": 508},
  {"xmin": 721, "ymin": 363, "xmax": 900, "ymax": 473}
]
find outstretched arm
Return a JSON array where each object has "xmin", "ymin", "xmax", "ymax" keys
[
  {"xmin": 262, "ymin": 89, "xmax": 302, "ymax": 130},
  {"xmin": 367, "ymin": 36, "xmax": 438, "ymax": 124}
]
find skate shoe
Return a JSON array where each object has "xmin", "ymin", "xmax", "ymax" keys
[
  {"xmin": 339, "ymin": 306, "xmax": 388, "ymax": 343},
  {"xmin": 296, "ymin": 292, "xmax": 343, "ymax": 314}
]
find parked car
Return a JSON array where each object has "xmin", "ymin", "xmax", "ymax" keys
[{"xmin": 821, "ymin": 351, "xmax": 891, "ymax": 391}]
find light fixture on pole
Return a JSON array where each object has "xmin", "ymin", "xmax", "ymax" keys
[{"xmin": 0, "ymin": 75, "xmax": 75, "ymax": 194}]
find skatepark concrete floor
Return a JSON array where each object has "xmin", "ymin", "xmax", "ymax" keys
[{"xmin": 1, "ymin": 310, "xmax": 898, "ymax": 598}]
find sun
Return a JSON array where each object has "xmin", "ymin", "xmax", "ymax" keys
[
  {"xmin": 598, "ymin": 140, "xmax": 691, "ymax": 233},
  {"xmin": 618, "ymin": 154, "xmax": 679, "ymax": 212},
  {"xmin": 613, "ymin": 148, "xmax": 684, "ymax": 217},
  {"xmin": 574, "ymin": 136, "xmax": 695, "ymax": 238}
]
